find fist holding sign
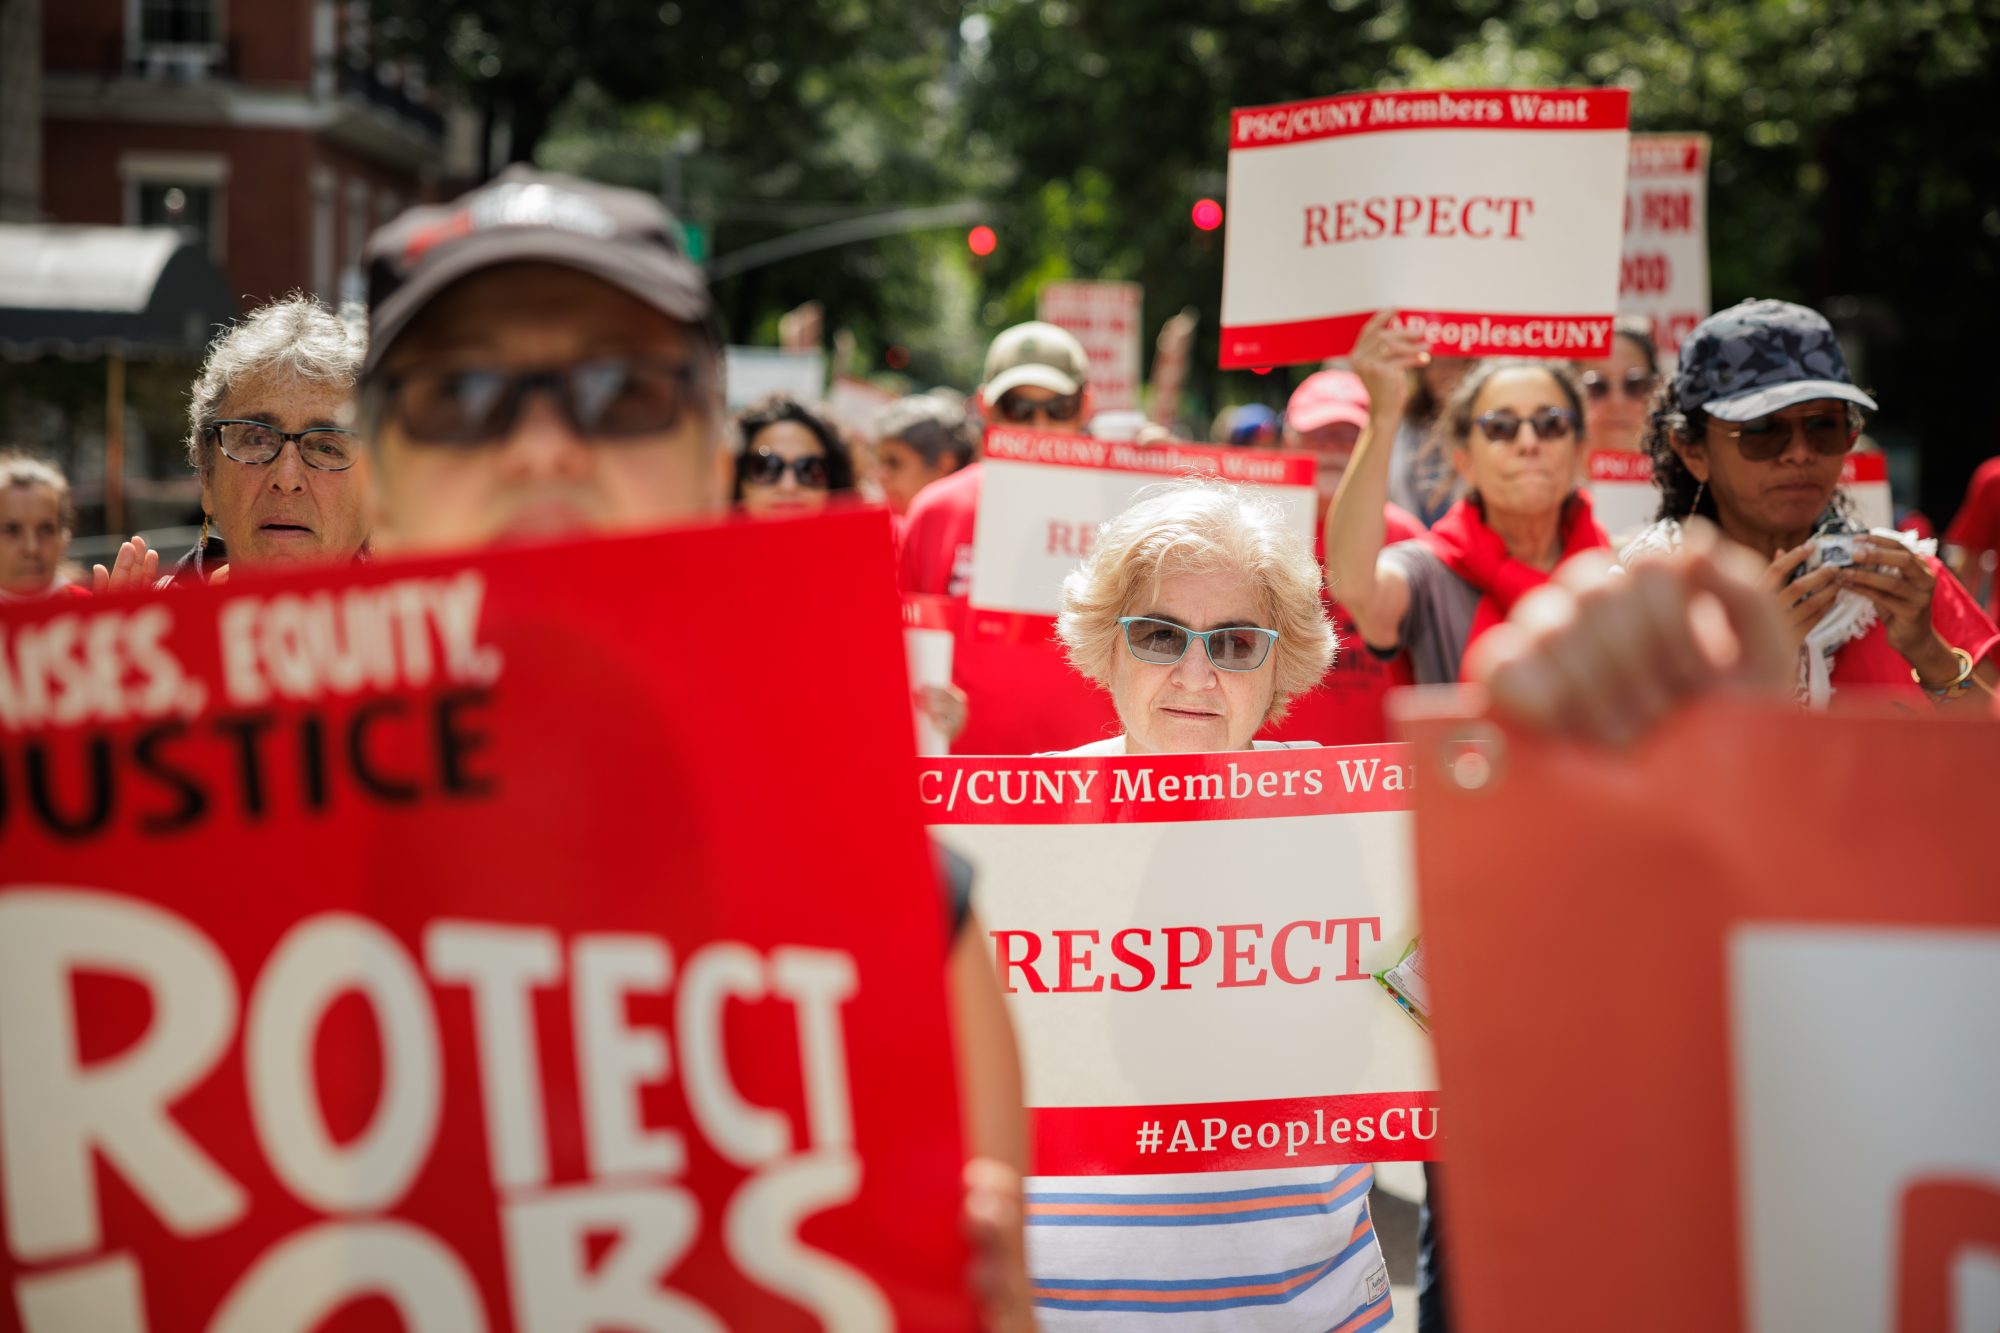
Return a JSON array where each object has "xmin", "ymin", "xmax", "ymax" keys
[{"xmin": 1221, "ymin": 87, "xmax": 1631, "ymax": 367}]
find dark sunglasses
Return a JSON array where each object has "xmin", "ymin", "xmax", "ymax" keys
[
  {"xmin": 1580, "ymin": 367, "xmax": 1658, "ymax": 402},
  {"xmin": 1475, "ymin": 407, "xmax": 1577, "ymax": 444},
  {"xmin": 995, "ymin": 391, "xmax": 1083, "ymax": 425},
  {"xmin": 1719, "ymin": 409, "xmax": 1860, "ymax": 462},
  {"xmin": 1117, "ymin": 616, "xmax": 1278, "ymax": 672},
  {"xmin": 374, "ymin": 357, "xmax": 702, "ymax": 445},
  {"xmin": 741, "ymin": 450, "xmax": 830, "ymax": 489}
]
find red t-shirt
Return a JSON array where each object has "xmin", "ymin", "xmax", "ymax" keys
[
  {"xmin": 1945, "ymin": 457, "xmax": 2000, "ymax": 554},
  {"xmin": 1827, "ymin": 556, "xmax": 2000, "ymax": 707},
  {"xmin": 1262, "ymin": 503, "xmax": 1425, "ymax": 746},
  {"xmin": 898, "ymin": 463, "xmax": 1118, "ymax": 754}
]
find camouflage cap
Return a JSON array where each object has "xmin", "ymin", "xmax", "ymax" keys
[{"xmin": 1671, "ymin": 298, "xmax": 1877, "ymax": 422}]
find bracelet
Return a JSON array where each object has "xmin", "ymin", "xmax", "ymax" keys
[{"xmin": 1913, "ymin": 646, "xmax": 1976, "ymax": 702}]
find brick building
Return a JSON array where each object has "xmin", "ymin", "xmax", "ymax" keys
[{"xmin": 37, "ymin": 0, "xmax": 462, "ymax": 310}]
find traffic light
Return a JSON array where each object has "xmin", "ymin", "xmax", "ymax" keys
[
  {"xmin": 1191, "ymin": 199, "xmax": 1223, "ymax": 232},
  {"xmin": 967, "ymin": 225, "xmax": 998, "ymax": 257}
]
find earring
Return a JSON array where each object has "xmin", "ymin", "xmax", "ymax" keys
[
  {"xmin": 1688, "ymin": 481, "xmax": 1706, "ymax": 519},
  {"xmin": 198, "ymin": 513, "xmax": 211, "ymax": 549}
]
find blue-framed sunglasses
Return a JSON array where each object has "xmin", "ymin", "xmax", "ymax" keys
[{"xmin": 1117, "ymin": 616, "xmax": 1279, "ymax": 672}]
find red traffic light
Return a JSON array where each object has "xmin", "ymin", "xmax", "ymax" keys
[
  {"xmin": 967, "ymin": 225, "xmax": 998, "ymax": 257},
  {"xmin": 1192, "ymin": 198, "xmax": 1224, "ymax": 232}
]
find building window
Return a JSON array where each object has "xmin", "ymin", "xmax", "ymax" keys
[
  {"xmin": 122, "ymin": 152, "xmax": 228, "ymax": 261},
  {"xmin": 139, "ymin": 0, "xmax": 216, "ymax": 46}
]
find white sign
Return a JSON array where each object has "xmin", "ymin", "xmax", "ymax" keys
[
  {"xmin": 1621, "ymin": 134, "xmax": 1711, "ymax": 365},
  {"xmin": 724, "ymin": 345, "xmax": 827, "ymax": 409},
  {"xmin": 1586, "ymin": 450, "xmax": 1894, "ymax": 538},
  {"xmin": 1220, "ymin": 88, "xmax": 1631, "ymax": 367},
  {"xmin": 965, "ymin": 427, "xmax": 1317, "ymax": 633},
  {"xmin": 902, "ymin": 595, "xmax": 955, "ymax": 757},
  {"xmin": 926, "ymin": 747, "xmax": 1435, "ymax": 1177},
  {"xmin": 1038, "ymin": 280, "xmax": 1144, "ymax": 412},
  {"xmin": 1731, "ymin": 925, "xmax": 2000, "ymax": 1332}
]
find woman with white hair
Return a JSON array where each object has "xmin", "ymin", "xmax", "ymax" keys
[
  {"xmin": 99, "ymin": 294, "xmax": 371, "ymax": 587},
  {"xmin": 1032, "ymin": 478, "xmax": 1390, "ymax": 1331},
  {"xmin": 1052, "ymin": 478, "xmax": 1337, "ymax": 756}
]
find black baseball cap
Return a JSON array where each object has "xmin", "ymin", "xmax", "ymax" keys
[
  {"xmin": 1671, "ymin": 298, "xmax": 1877, "ymax": 422},
  {"xmin": 362, "ymin": 166, "xmax": 714, "ymax": 373}
]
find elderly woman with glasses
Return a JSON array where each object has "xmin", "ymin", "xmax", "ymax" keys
[
  {"xmin": 1052, "ymin": 478, "xmax": 1335, "ymax": 756},
  {"xmin": 100, "ymin": 296, "xmax": 371, "ymax": 588},
  {"xmin": 1325, "ymin": 311, "xmax": 1610, "ymax": 687},
  {"xmin": 1038, "ymin": 479, "xmax": 1393, "ymax": 1328},
  {"xmin": 1636, "ymin": 298, "xmax": 1998, "ymax": 710}
]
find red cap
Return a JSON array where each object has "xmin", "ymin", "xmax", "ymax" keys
[{"xmin": 1286, "ymin": 369, "xmax": 1370, "ymax": 433}]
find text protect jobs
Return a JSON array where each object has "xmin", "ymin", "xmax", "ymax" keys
[
  {"xmin": 1221, "ymin": 88, "xmax": 1631, "ymax": 367},
  {"xmin": 927, "ymin": 746, "xmax": 1436, "ymax": 1178},
  {"xmin": 0, "ymin": 510, "xmax": 974, "ymax": 1333}
]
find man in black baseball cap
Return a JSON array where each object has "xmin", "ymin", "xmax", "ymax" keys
[
  {"xmin": 353, "ymin": 168, "xmax": 1038, "ymax": 1324},
  {"xmin": 357, "ymin": 165, "xmax": 728, "ymax": 551}
]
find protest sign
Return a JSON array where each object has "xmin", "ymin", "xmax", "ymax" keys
[
  {"xmin": 1037, "ymin": 281, "xmax": 1144, "ymax": 412},
  {"xmin": 1620, "ymin": 133, "xmax": 1711, "ymax": 364},
  {"xmin": 725, "ymin": 345, "xmax": 828, "ymax": 410},
  {"xmin": 903, "ymin": 594, "xmax": 956, "ymax": 757},
  {"xmin": 1584, "ymin": 451, "xmax": 1895, "ymax": 541},
  {"xmin": 966, "ymin": 426, "xmax": 1317, "ymax": 639},
  {"xmin": 1400, "ymin": 697, "xmax": 2000, "ymax": 1332},
  {"xmin": 1220, "ymin": 88, "xmax": 1630, "ymax": 367},
  {"xmin": 0, "ymin": 511, "xmax": 974, "ymax": 1331},
  {"xmin": 927, "ymin": 748, "xmax": 1436, "ymax": 1177}
]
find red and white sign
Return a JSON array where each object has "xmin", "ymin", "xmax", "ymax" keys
[
  {"xmin": 1038, "ymin": 281, "xmax": 1144, "ymax": 413},
  {"xmin": 1620, "ymin": 133, "xmax": 1710, "ymax": 365},
  {"xmin": 1401, "ymin": 697, "xmax": 2000, "ymax": 1332},
  {"xmin": 1586, "ymin": 450, "xmax": 1664, "ymax": 537},
  {"xmin": 0, "ymin": 512, "xmax": 974, "ymax": 1330},
  {"xmin": 966, "ymin": 427, "xmax": 1317, "ymax": 638},
  {"xmin": 1585, "ymin": 450, "xmax": 1894, "ymax": 540},
  {"xmin": 903, "ymin": 594, "xmax": 956, "ymax": 756},
  {"xmin": 926, "ymin": 748, "xmax": 1435, "ymax": 1178},
  {"xmin": 1220, "ymin": 88, "xmax": 1631, "ymax": 367}
]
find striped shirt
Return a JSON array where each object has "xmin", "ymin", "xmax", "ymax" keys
[{"xmin": 1025, "ymin": 1163, "xmax": 1394, "ymax": 1331}]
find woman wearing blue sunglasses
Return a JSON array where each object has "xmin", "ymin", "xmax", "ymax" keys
[{"xmin": 1050, "ymin": 478, "xmax": 1336, "ymax": 756}]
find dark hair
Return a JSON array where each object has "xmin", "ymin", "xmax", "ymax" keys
[
  {"xmin": 732, "ymin": 393, "xmax": 856, "ymax": 500},
  {"xmin": 1610, "ymin": 314, "xmax": 1659, "ymax": 377},
  {"xmin": 1433, "ymin": 357, "xmax": 1590, "ymax": 456},
  {"xmin": 874, "ymin": 394, "xmax": 975, "ymax": 469}
]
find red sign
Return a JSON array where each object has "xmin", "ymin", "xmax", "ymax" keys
[
  {"xmin": 1400, "ymin": 698, "xmax": 2000, "ymax": 1332},
  {"xmin": 0, "ymin": 512, "xmax": 974, "ymax": 1330}
]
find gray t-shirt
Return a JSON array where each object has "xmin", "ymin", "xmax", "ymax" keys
[{"xmin": 1365, "ymin": 541, "xmax": 1481, "ymax": 685}]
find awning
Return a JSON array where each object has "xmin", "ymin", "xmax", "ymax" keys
[{"xmin": 0, "ymin": 224, "xmax": 235, "ymax": 358}]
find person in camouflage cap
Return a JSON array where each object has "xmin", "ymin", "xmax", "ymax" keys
[{"xmin": 1639, "ymin": 298, "xmax": 1998, "ymax": 710}]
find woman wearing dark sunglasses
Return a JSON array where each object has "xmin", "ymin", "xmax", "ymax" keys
[
  {"xmin": 1572, "ymin": 314, "xmax": 1658, "ymax": 454},
  {"xmin": 1325, "ymin": 311, "xmax": 1609, "ymax": 688},
  {"xmin": 732, "ymin": 393, "xmax": 857, "ymax": 518},
  {"xmin": 1638, "ymin": 298, "xmax": 1997, "ymax": 709}
]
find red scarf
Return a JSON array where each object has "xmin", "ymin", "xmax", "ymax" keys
[{"xmin": 1421, "ymin": 492, "xmax": 1610, "ymax": 678}]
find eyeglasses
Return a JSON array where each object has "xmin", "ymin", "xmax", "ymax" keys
[
  {"xmin": 374, "ymin": 357, "xmax": 703, "ymax": 445},
  {"xmin": 1580, "ymin": 367, "xmax": 1657, "ymax": 402},
  {"xmin": 741, "ymin": 450, "xmax": 829, "ymax": 489},
  {"xmin": 995, "ymin": 391, "xmax": 1083, "ymax": 425},
  {"xmin": 1117, "ymin": 616, "xmax": 1279, "ymax": 672},
  {"xmin": 1718, "ymin": 409, "xmax": 1860, "ymax": 462},
  {"xmin": 208, "ymin": 420, "xmax": 361, "ymax": 472},
  {"xmin": 1474, "ymin": 407, "xmax": 1577, "ymax": 444}
]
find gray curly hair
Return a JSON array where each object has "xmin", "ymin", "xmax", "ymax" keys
[
  {"xmin": 1057, "ymin": 478, "xmax": 1337, "ymax": 726},
  {"xmin": 186, "ymin": 293, "xmax": 366, "ymax": 478}
]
